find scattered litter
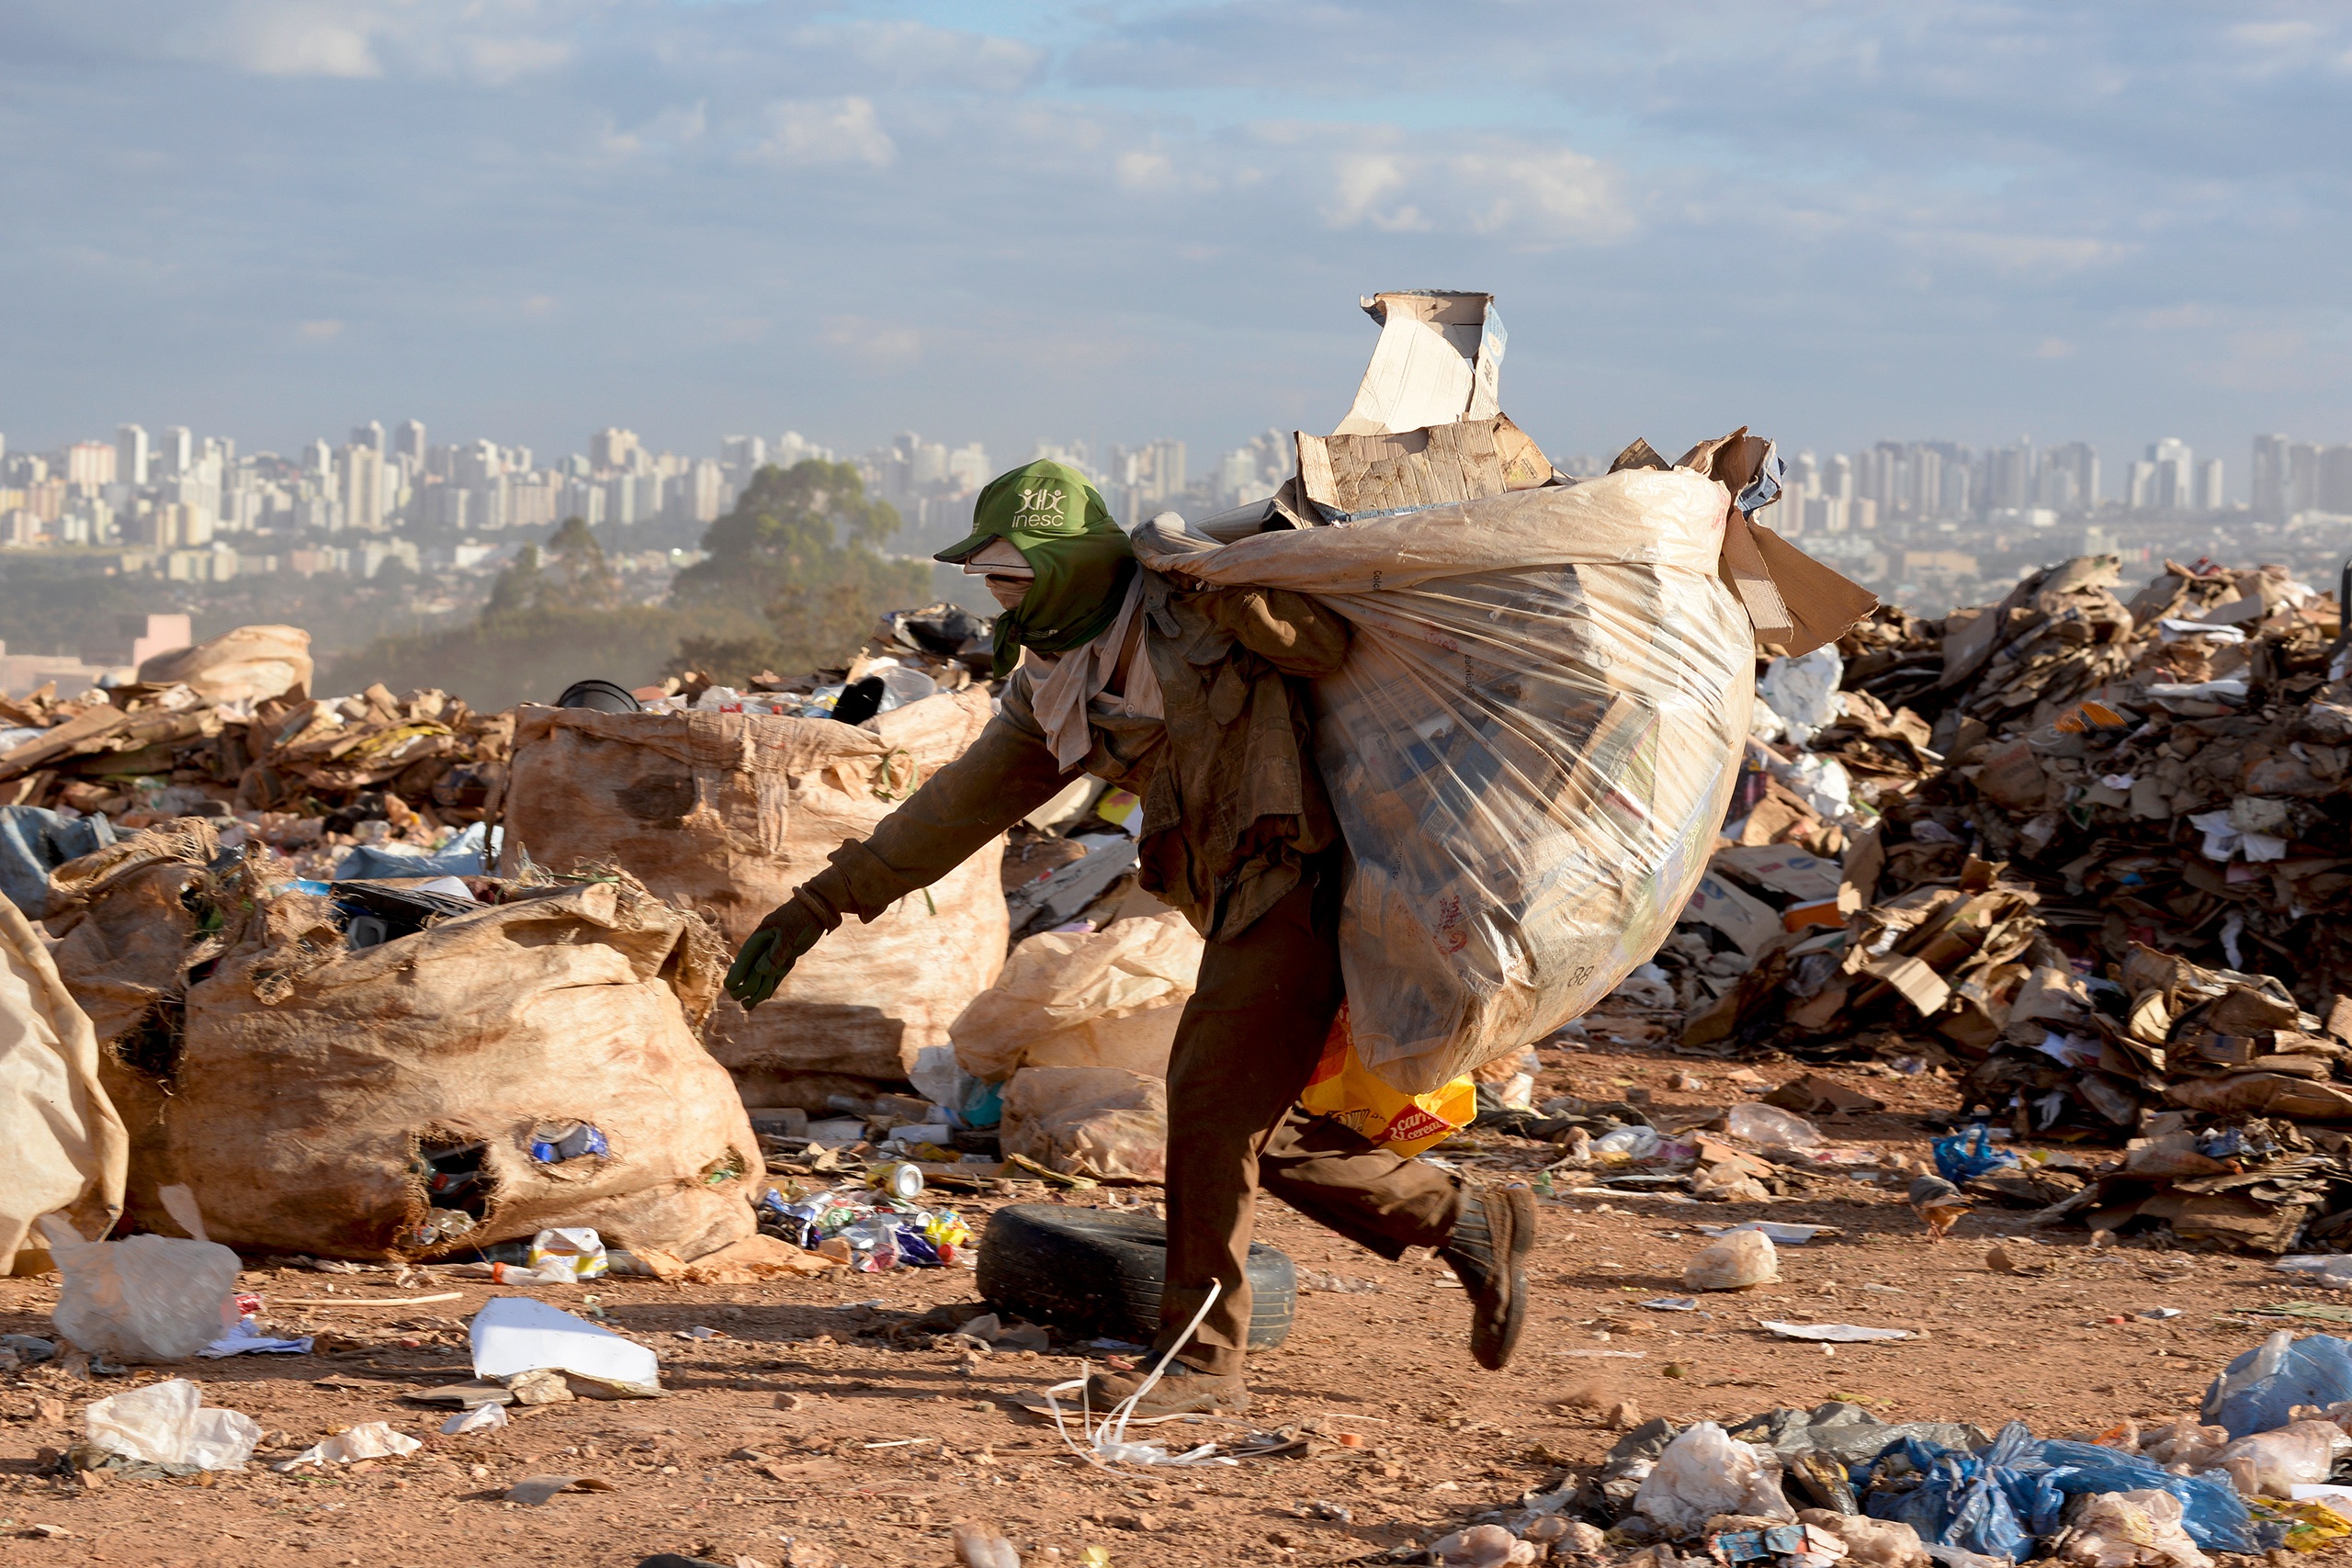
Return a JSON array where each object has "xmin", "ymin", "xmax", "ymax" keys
[
  {"xmin": 1687, "ymin": 1228, "xmax": 1780, "ymax": 1291},
  {"xmin": 469, "ymin": 1295, "xmax": 661, "ymax": 1393},
  {"xmin": 439, "ymin": 1403, "xmax": 509, "ymax": 1435},
  {"xmin": 1759, "ymin": 1321, "xmax": 1913, "ymax": 1343},
  {"xmin": 198, "ymin": 1317, "xmax": 314, "ymax": 1358},
  {"xmin": 83, "ymin": 1378, "xmax": 261, "ymax": 1472},
  {"xmin": 272, "ymin": 1422, "xmax": 422, "ymax": 1471},
  {"xmin": 1642, "ymin": 1297, "xmax": 1701, "ymax": 1313},
  {"xmin": 1699, "ymin": 1221, "xmax": 1842, "ymax": 1245},
  {"xmin": 505, "ymin": 1473, "xmax": 616, "ymax": 1506}
]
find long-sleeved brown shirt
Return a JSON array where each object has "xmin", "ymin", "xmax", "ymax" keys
[{"xmin": 797, "ymin": 578, "xmax": 1348, "ymax": 942}]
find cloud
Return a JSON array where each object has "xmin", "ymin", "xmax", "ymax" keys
[
  {"xmin": 1324, "ymin": 152, "xmax": 1426, "ymax": 232},
  {"xmin": 205, "ymin": 1, "xmax": 381, "ymax": 78},
  {"xmin": 2032, "ymin": 337, "xmax": 2075, "ymax": 358},
  {"xmin": 298, "ymin": 319, "xmax": 344, "ymax": 342},
  {"xmin": 820, "ymin": 315, "xmax": 922, "ymax": 370},
  {"xmin": 753, "ymin": 97, "xmax": 896, "ymax": 169}
]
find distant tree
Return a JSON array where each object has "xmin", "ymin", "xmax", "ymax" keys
[
  {"xmin": 485, "ymin": 543, "xmax": 542, "ymax": 615},
  {"xmin": 668, "ymin": 459, "xmax": 926, "ymax": 679},
  {"xmin": 541, "ymin": 516, "xmax": 624, "ymax": 611}
]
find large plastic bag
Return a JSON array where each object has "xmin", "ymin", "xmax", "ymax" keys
[
  {"xmin": 1633, "ymin": 1421, "xmax": 1795, "ymax": 1537},
  {"xmin": 40, "ymin": 1185, "xmax": 239, "ymax": 1362},
  {"xmin": 2203, "ymin": 1331, "xmax": 2352, "ymax": 1439},
  {"xmin": 950, "ymin": 911, "xmax": 1203, "ymax": 1082},
  {"xmin": 1135, "ymin": 468, "xmax": 1758, "ymax": 1093},
  {"xmin": 1865, "ymin": 1425, "xmax": 2254, "ymax": 1559},
  {"xmin": 0, "ymin": 897, "xmax": 125, "ymax": 1273}
]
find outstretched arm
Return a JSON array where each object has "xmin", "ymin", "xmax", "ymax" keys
[{"xmin": 727, "ymin": 705, "xmax": 1077, "ymax": 1006}]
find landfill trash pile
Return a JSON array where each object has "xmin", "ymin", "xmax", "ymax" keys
[
  {"xmin": 0, "ymin": 624, "xmax": 514, "ymax": 901},
  {"xmin": 1624, "ymin": 551, "xmax": 2352, "ymax": 1253},
  {"xmin": 661, "ymin": 601, "xmax": 996, "ymax": 720},
  {"xmin": 1402, "ymin": 1328, "xmax": 2352, "ymax": 1568}
]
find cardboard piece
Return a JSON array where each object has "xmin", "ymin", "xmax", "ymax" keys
[
  {"xmin": 1333, "ymin": 291, "xmax": 1503, "ymax": 437},
  {"xmin": 1295, "ymin": 415, "xmax": 1552, "ymax": 521},
  {"xmin": 1711, "ymin": 844, "xmax": 1843, "ymax": 903},
  {"xmin": 1679, "ymin": 872, "xmax": 1785, "ymax": 958}
]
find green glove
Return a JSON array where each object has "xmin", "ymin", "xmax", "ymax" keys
[{"xmin": 725, "ymin": 897, "xmax": 828, "ymax": 1010}]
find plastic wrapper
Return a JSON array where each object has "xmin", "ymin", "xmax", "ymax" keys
[
  {"xmin": 1726, "ymin": 1103, "xmax": 1822, "ymax": 1148},
  {"xmin": 2059, "ymin": 1490, "xmax": 2212, "ymax": 1568},
  {"xmin": 1687, "ymin": 1228, "xmax": 1780, "ymax": 1291},
  {"xmin": 2132, "ymin": 1416, "xmax": 2232, "ymax": 1472},
  {"xmin": 2202, "ymin": 1331, "xmax": 2352, "ymax": 1439},
  {"xmin": 1134, "ymin": 469, "xmax": 1757, "ymax": 1094},
  {"xmin": 84, "ymin": 1377, "xmax": 260, "ymax": 1472},
  {"xmin": 275, "ymin": 1421, "xmax": 423, "ymax": 1470},
  {"xmin": 40, "ymin": 1184, "xmax": 240, "ymax": 1362},
  {"xmin": 1634, "ymin": 1421, "xmax": 1796, "ymax": 1537},
  {"xmin": 2212, "ymin": 1420, "xmax": 2350, "ymax": 1498},
  {"xmin": 1300, "ymin": 1001, "xmax": 1476, "ymax": 1156}
]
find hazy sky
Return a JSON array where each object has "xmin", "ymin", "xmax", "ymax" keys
[{"xmin": 3, "ymin": 1, "xmax": 2346, "ymax": 490}]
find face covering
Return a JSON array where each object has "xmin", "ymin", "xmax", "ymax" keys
[{"xmin": 933, "ymin": 459, "xmax": 1137, "ymax": 679}]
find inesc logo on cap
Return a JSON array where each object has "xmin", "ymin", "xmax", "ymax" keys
[{"xmin": 1014, "ymin": 487, "xmax": 1079, "ymax": 531}]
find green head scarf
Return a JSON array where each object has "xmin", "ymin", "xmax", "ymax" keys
[{"xmin": 936, "ymin": 459, "xmax": 1137, "ymax": 679}]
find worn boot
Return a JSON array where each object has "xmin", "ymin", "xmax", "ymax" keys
[
  {"xmin": 1082, "ymin": 1354, "xmax": 1250, "ymax": 1416},
  {"xmin": 1440, "ymin": 1182, "xmax": 1535, "ymax": 1371}
]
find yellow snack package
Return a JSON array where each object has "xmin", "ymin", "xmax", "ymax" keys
[{"xmin": 1300, "ymin": 1003, "xmax": 1476, "ymax": 1157}]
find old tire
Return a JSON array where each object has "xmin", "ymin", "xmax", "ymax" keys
[{"xmin": 977, "ymin": 1202, "xmax": 1295, "ymax": 1350}]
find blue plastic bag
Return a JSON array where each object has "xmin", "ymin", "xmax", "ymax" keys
[
  {"xmin": 1864, "ymin": 1421, "xmax": 2256, "ymax": 1559},
  {"xmin": 1931, "ymin": 1122, "xmax": 2018, "ymax": 1182},
  {"xmin": 0, "ymin": 806, "xmax": 115, "ymax": 919},
  {"xmin": 2032, "ymin": 1439, "xmax": 2254, "ymax": 1552},
  {"xmin": 2203, "ymin": 1330, "xmax": 2352, "ymax": 1439}
]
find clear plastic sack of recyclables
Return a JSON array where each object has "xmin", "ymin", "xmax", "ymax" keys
[
  {"xmin": 1860, "ymin": 1420, "xmax": 2256, "ymax": 1560},
  {"xmin": 1135, "ymin": 468, "xmax": 1759, "ymax": 1093}
]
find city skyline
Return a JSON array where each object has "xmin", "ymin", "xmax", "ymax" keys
[{"xmin": 1, "ymin": 5, "xmax": 2346, "ymax": 477}]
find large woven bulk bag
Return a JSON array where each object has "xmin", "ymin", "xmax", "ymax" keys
[
  {"xmin": 501, "ymin": 691, "xmax": 1006, "ymax": 1084},
  {"xmin": 1134, "ymin": 467, "xmax": 1766, "ymax": 1093},
  {"xmin": 142, "ymin": 873, "xmax": 756, "ymax": 1261}
]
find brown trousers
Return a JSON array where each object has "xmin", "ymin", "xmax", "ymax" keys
[{"xmin": 1159, "ymin": 854, "xmax": 1467, "ymax": 1376}]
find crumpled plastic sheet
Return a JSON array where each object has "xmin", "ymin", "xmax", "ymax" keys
[{"xmin": 1862, "ymin": 1421, "xmax": 2255, "ymax": 1560}]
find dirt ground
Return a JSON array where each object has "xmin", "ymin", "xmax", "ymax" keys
[{"xmin": 2, "ymin": 1040, "xmax": 2338, "ymax": 1568}]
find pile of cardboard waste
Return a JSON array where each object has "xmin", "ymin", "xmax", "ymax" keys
[
  {"xmin": 0, "ymin": 625, "xmax": 513, "ymax": 904},
  {"xmin": 1639, "ymin": 550, "xmax": 2352, "ymax": 1252}
]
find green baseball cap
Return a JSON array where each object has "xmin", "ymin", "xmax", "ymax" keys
[{"xmin": 933, "ymin": 459, "xmax": 1120, "ymax": 567}]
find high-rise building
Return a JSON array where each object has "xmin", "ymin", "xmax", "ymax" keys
[
  {"xmin": 336, "ymin": 444, "xmax": 386, "ymax": 531},
  {"xmin": 397, "ymin": 419, "xmax": 427, "ymax": 464},
  {"xmin": 591, "ymin": 428, "xmax": 639, "ymax": 473},
  {"xmin": 351, "ymin": 420, "xmax": 385, "ymax": 457},
  {"xmin": 2144, "ymin": 438, "xmax": 2194, "ymax": 512},
  {"xmin": 2197, "ymin": 457, "xmax": 2226, "ymax": 513},
  {"xmin": 720, "ymin": 434, "xmax": 766, "ymax": 475},
  {"xmin": 2252, "ymin": 434, "xmax": 2290, "ymax": 521},
  {"xmin": 161, "ymin": 425, "xmax": 193, "ymax": 477},
  {"xmin": 70, "ymin": 441, "xmax": 119, "ymax": 490},
  {"xmin": 115, "ymin": 424, "xmax": 149, "ymax": 487},
  {"xmin": 304, "ymin": 438, "xmax": 333, "ymax": 482}
]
